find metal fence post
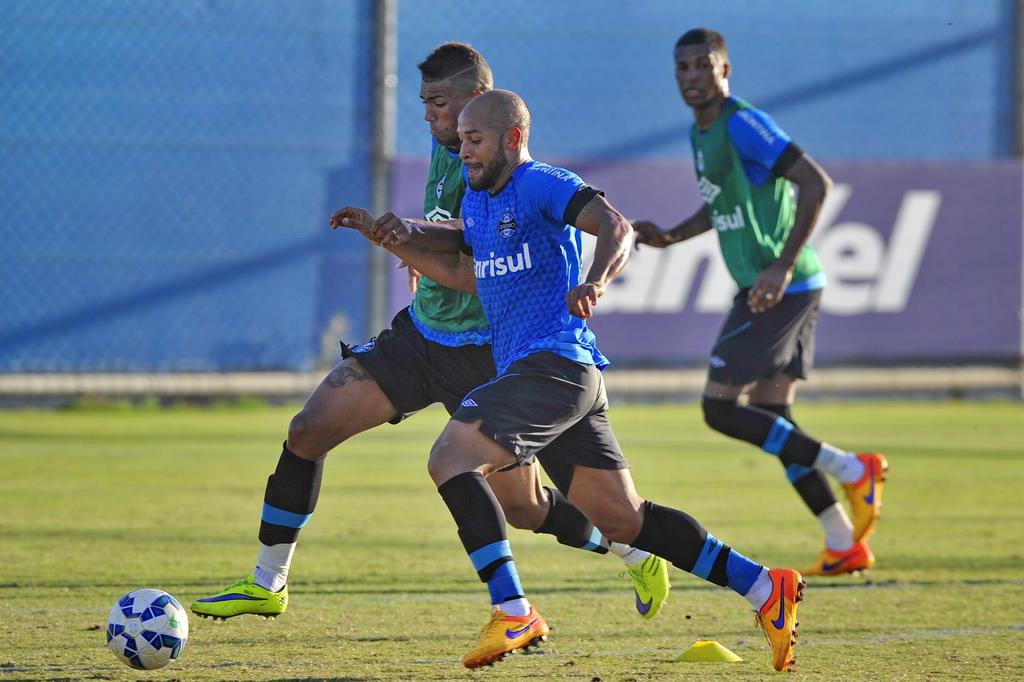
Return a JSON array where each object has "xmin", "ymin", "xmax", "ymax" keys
[{"xmin": 369, "ymin": 0, "xmax": 398, "ymax": 336}]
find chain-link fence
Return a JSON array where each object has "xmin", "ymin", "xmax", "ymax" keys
[{"xmin": 1, "ymin": 1, "xmax": 373, "ymax": 372}]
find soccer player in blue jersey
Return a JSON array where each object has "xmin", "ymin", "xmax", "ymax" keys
[
  {"xmin": 191, "ymin": 43, "xmax": 667, "ymax": 623},
  {"xmin": 348, "ymin": 89, "xmax": 805, "ymax": 672},
  {"xmin": 634, "ymin": 28, "xmax": 887, "ymax": 577}
]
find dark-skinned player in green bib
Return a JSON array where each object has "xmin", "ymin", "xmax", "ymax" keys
[
  {"xmin": 192, "ymin": 42, "xmax": 669, "ymax": 623},
  {"xmin": 635, "ymin": 29, "xmax": 888, "ymax": 577}
]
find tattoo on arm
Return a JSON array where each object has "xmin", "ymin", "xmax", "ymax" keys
[{"xmin": 324, "ymin": 361, "xmax": 371, "ymax": 389}]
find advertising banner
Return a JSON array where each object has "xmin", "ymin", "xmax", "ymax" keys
[{"xmin": 389, "ymin": 159, "xmax": 1022, "ymax": 363}]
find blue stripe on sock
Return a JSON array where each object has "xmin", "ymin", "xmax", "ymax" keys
[
  {"xmin": 582, "ymin": 526, "xmax": 605, "ymax": 552},
  {"xmin": 785, "ymin": 463, "xmax": 815, "ymax": 483},
  {"xmin": 468, "ymin": 540, "xmax": 512, "ymax": 573},
  {"xmin": 692, "ymin": 533, "xmax": 724, "ymax": 579},
  {"xmin": 763, "ymin": 417, "xmax": 794, "ymax": 455},
  {"xmin": 261, "ymin": 503, "xmax": 313, "ymax": 529},
  {"xmin": 487, "ymin": 560, "xmax": 524, "ymax": 604},
  {"xmin": 726, "ymin": 550, "xmax": 764, "ymax": 596}
]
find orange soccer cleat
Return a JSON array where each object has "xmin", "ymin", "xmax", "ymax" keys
[
  {"xmin": 802, "ymin": 540, "xmax": 875, "ymax": 577},
  {"xmin": 462, "ymin": 605, "xmax": 549, "ymax": 669},
  {"xmin": 754, "ymin": 568, "xmax": 805, "ymax": 672},
  {"xmin": 843, "ymin": 453, "xmax": 889, "ymax": 542}
]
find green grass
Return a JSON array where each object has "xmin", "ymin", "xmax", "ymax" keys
[{"xmin": 1, "ymin": 401, "xmax": 1023, "ymax": 680}]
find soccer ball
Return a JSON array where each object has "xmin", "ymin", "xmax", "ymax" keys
[{"xmin": 106, "ymin": 589, "xmax": 189, "ymax": 670}]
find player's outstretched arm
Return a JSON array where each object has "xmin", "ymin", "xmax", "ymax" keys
[
  {"xmin": 329, "ymin": 206, "xmax": 376, "ymax": 234},
  {"xmin": 633, "ymin": 205, "xmax": 713, "ymax": 248},
  {"xmin": 330, "ymin": 207, "xmax": 474, "ymax": 293},
  {"xmin": 747, "ymin": 153, "xmax": 832, "ymax": 313},
  {"xmin": 565, "ymin": 193, "xmax": 633, "ymax": 319},
  {"xmin": 374, "ymin": 214, "xmax": 473, "ymax": 292},
  {"xmin": 370, "ymin": 214, "xmax": 466, "ymax": 252},
  {"xmin": 387, "ymin": 241, "xmax": 475, "ymax": 294}
]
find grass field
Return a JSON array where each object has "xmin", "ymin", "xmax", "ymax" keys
[{"xmin": 2, "ymin": 401, "xmax": 1023, "ymax": 680}]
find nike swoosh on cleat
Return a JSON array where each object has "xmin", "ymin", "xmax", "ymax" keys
[
  {"xmin": 821, "ymin": 556, "xmax": 851, "ymax": 573},
  {"xmin": 771, "ymin": 581, "xmax": 787, "ymax": 629},
  {"xmin": 505, "ymin": 619, "xmax": 539, "ymax": 639},
  {"xmin": 196, "ymin": 593, "xmax": 265, "ymax": 603},
  {"xmin": 863, "ymin": 464, "xmax": 876, "ymax": 504},
  {"xmin": 634, "ymin": 590, "xmax": 653, "ymax": 615}
]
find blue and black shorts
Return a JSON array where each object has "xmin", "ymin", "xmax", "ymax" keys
[
  {"xmin": 451, "ymin": 352, "xmax": 628, "ymax": 490},
  {"xmin": 341, "ymin": 307, "xmax": 495, "ymax": 423},
  {"xmin": 708, "ymin": 288, "xmax": 822, "ymax": 386}
]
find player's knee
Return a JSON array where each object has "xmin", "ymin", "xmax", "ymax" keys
[
  {"xmin": 500, "ymin": 498, "xmax": 547, "ymax": 531},
  {"xmin": 287, "ymin": 409, "xmax": 336, "ymax": 460},
  {"xmin": 702, "ymin": 396, "xmax": 737, "ymax": 434},
  {"xmin": 427, "ymin": 428, "xmax": 461, "ymax": 484},
  {"xmin": 594, "ymin": 515, "xmax": 643, "ymax": 545},
  {"xmin": 586, "ymin": 506, "xmax": 643, "ymax": 544},
  {"xmin": 427, "ymin": 420, "xmax": 493, "ymax": 485}
]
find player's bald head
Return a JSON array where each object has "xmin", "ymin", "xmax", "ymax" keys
[{"xmin": 459, "ymin": 89, "xmax": 531, "ymax": 143}]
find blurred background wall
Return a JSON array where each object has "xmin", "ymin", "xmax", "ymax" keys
[{"xmin": 1, "ymin": 0, "xmax": 1020, "ymax": 374}]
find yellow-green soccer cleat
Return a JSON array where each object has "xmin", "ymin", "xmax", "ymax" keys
[
  {"xmin": 190, "ymin": 574, "xmax": 287, "ymax": 620},
  {"xmin": 626, "ymin": 554, "xmax": 671, "ymax": 619},
  {"xmin": 754, "ymin": 568, "xmax": 805, "ymax": 672},
  {"xmin": 462, "ymin": 606, "xmax": 549, "ymax": 668}
]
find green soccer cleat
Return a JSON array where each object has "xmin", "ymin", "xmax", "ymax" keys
[
  {"xmin": 626, "ymin": 554, "xmax": 670, "ymax": 619},
  {"xmin": 190, "ymin": 574, "xmax": 288, "ymax": 620}
]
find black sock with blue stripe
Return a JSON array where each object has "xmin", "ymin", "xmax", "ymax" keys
[
  {"xmin": 534, "ymin": 486, "xmax": 610, "ymax": 554},
  {"xmin": 630, "ymin": 501, "xmax": 766, "ymax": 598},
  {"xmin": 701, "ymin": 397, "xmax": 821, "ymax": 467},
  {"xmin": 752, "ymin": 402, "xmax": 837, "ymax": 515},
  {"xmin": 438, "ymin": 472, "xmax": 525, "ymax": 606},
  {"xmin": 259, "ymin": 443, "xmax": 323, "ymax": 546}
]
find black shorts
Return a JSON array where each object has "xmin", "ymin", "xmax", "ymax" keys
[
  {"xmin": 341, "ymin": 308, "xmax": 495, "ymax": 423},
  {"xmin": 707, "ymin": 288, "xmax": 822, "ymax": 386},
  {"xmin": 451, "ymin": 352, "xmax": 628, "ymax": 479}
]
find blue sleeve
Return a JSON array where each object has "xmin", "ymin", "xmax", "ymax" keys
[
  {"xmin": 527, "ymin": 164, "xmax": 585, "ymax": 226},
  {"xmin": 727, "ymin": 108, "xmax": 793, "ymax": 183}
]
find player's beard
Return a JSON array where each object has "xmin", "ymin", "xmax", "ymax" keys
[{"xmin": 471, "ymin": 150, "xmax": 510, "ymax": 192}]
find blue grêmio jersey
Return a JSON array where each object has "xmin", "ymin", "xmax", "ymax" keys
[{"xmin": 460, "ymin": 161, "xmax": 609, "ymax": 375}]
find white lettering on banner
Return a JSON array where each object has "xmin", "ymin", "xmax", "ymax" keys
[
  {"xmin": 872, "ymin": 191, "xmax": 941, "ymax": 311},
  {"xmin": 474, "ymin": 242, "xmax": 533, "ymax": 279},
  {"xmin": 583, "ymin": 185, "xmax": 941, "ymax": 315},
  {"xmin": 814, "ymin": 188, "xmax": 940, "ymax": 315}
]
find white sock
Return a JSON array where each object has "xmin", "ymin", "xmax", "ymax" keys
[
  {"xmin": 818, "ymin": 503, "xmax": 855, "ymax": 551},
  {"xmin": 744, "ymin": 568, "xmax": 775, "ymax": 610},
  {"xmin": 254, "ymin": 542, "xmax": 295, "ymax": 592},
  {"xmin": 814, "ymin": 443, "xmax": 865, "ymax": 484},
  {"xmin": 608, "ymin": 542, "xmax": 650, "ymax": 567},
  {"xmin": 499, "ymin": 597, "xmax": 531, "ymax": 617}
]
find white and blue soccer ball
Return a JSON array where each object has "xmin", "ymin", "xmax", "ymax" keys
[{"xmin": 106, "ymin": 589, "xmax": 188, "ymax": 670}]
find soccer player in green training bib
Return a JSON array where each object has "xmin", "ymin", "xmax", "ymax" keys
[
  {"xmin": 191, "ymin": 42, "xmax": 669, "ymax": 624},
  {"xmin": 635, "ymin": 29, "xmax": 888, "ymax": 577}
]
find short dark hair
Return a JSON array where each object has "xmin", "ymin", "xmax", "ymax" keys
[
  {"xmin": 675, "ymin": 28, "xmax": 728, "ymax": 59},
  {"xmin": 417, "ymin": 42, "xmax": 493, "ymax": 93}
]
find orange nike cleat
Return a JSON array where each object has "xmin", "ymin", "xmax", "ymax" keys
[
  {"xmin": 843, "ymin": 453, "xmax": 888, "ymax": 542},
  {"xmin": 754, "ymin": 568, "xmax": 805, "ymax": 672},
  {"xmin": 462, "ymin": 605, "xmax": 549, "ymax": 669},
  {"xmin": 802, "ymin": 540, "xmax": 875, "ymax": 576}
]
